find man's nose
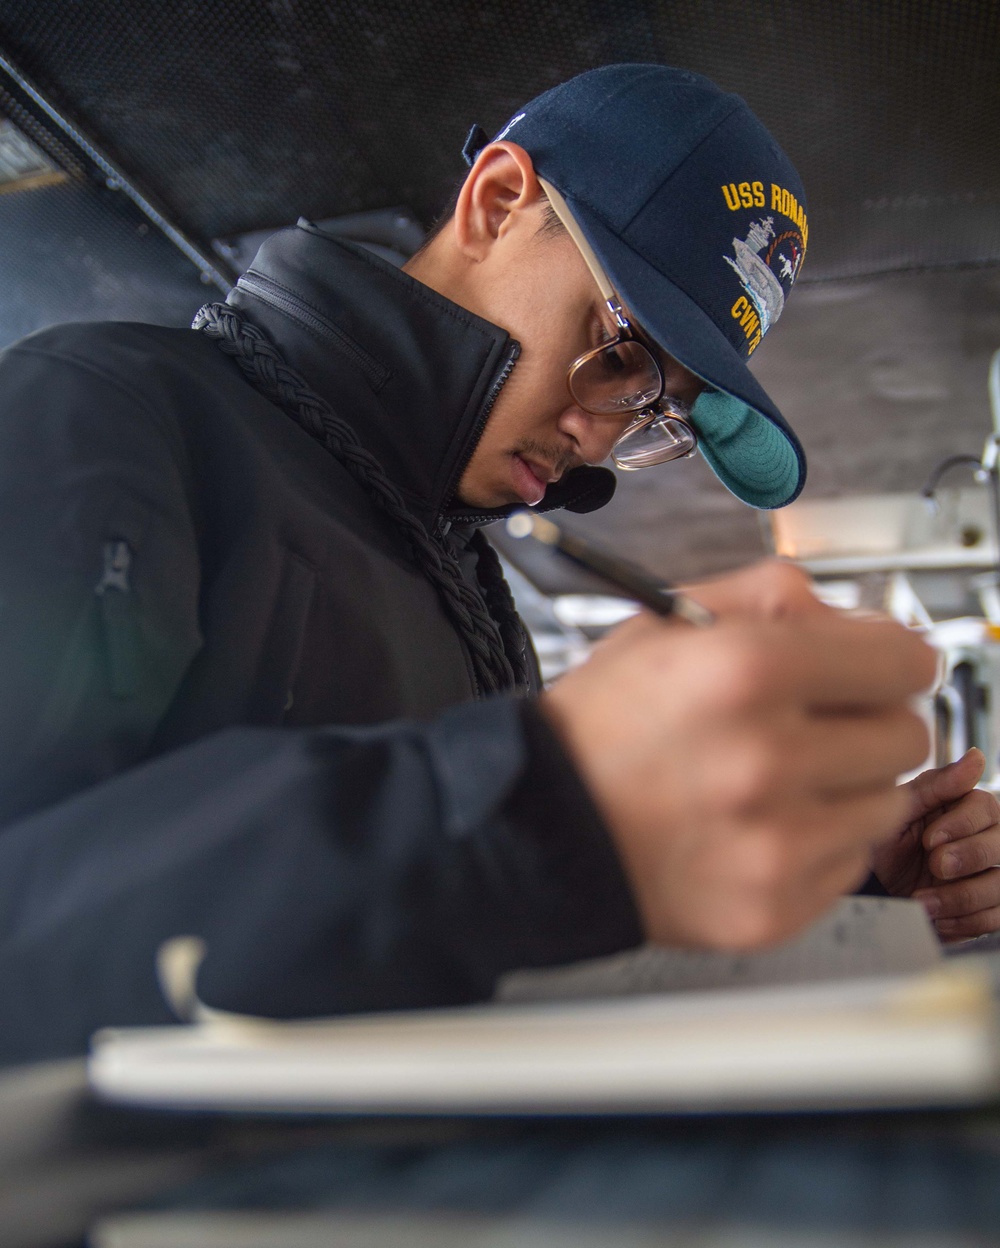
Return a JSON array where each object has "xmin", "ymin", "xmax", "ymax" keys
[{"xmin": 556, "ymin": 404, "xmax": 633, "ymax": 466}]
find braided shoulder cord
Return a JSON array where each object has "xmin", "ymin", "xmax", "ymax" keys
[
  {"xmin": 470, "ymin": 531, "xmax": 534, "ymax": 690},
  {"xmin": 193, "ymin": 301, "xmax": 529, "ymax": 696}
]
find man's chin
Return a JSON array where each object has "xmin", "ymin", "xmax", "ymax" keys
[
  {"xmin": 451, "ymin": 484, "xmax": 519, "ymax": 512},
  {"xmin": 455, "ymin": 467, "xmax": 547, "ymax": 512}
]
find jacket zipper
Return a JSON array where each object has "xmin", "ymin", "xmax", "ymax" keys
[
  {"xmin": 436, "ymin": 340, "xmax": 521, "ymax": 533},
  {"xmin": 95, "ymin": 539, "xmax": 138, "ymax": 700},
  {"xmin": 237, "ymin": 270, "xmax": 390, "ymax": 391},
  {"xmin": 435, "ymin": 339, "xmax": 607, "ymax": 528}
]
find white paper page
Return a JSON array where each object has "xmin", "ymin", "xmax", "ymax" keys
[{"xmin": 498, "ymin": 897, "xmax": 941, "ymax": 1004}]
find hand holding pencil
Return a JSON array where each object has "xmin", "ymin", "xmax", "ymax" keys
[{"xmin": 533, "ymin": 554, "xmax": 936, "ymax": 950}]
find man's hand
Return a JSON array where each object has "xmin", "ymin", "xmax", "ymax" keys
[
  {"xmin": 541, "ymin": 563, "xmax": 937, "ymax": 952},
  {"xmin": 871, "ymin": 748, "xmax": 1000, "ymax": 942},
  {"xmin": 680, "ymin": 558, "xmax": 835, "ymax": 621}
]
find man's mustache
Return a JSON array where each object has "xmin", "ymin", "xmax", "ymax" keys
[{"xmin": 514, "ymin": 440, "xmax": 581, "ymax": 479}]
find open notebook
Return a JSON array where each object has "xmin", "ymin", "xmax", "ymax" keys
[{"xmin": 88, "ymin": 898, "xmax": 1000, "ymax": 1115}]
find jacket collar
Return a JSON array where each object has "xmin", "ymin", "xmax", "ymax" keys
[{"xmin": 226, "ymin": 223, "xmax": 614, "ymax": 529}]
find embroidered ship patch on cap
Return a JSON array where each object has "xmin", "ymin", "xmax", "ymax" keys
[{"xmin": 721, "ymin": 183, "xmax": 807, "ymax": 356}]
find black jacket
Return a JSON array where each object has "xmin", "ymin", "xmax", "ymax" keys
[{"xmin": 0, "ymin": 226, "xmax": 639, "ymax": 1062}]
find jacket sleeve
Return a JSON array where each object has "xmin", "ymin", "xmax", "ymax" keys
[
  {"xmin": 0, "ymin": 697, "xmax": 643, "ymax": 1065},
  {"xmin": 0, "ymin": 334, "xmax": 203, "ymax": 827}
]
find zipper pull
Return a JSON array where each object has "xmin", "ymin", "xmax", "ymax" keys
[
  {"xmin": 96, "ymin": 539, "xmax": 132, "ymax": 595},
  {"xmin": 95, "ymin": 540, "xmax": 138, "ymax": 699}
]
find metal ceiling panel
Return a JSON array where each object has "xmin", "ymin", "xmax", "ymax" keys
[{"xmin": 0, "ymin": 0, "xmax": 998, "ymax": 281}]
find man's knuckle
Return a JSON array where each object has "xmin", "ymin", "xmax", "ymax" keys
[
  {"xmin": 742, "ymin": 916, "xmax": 785, "ymax": 949},
  {"xmin": 951, "ymin": 809, "xmax": 978, "ymax": 840},
  {"xmin": 948, "ymin": 881, "xmax": 977, "ymax": 912},
  {"xmin": 722, "ymin": 746, "xmax": 782, "ymax": 814},
  {"xmin": 978, "ymin": 908, "xmax": 1000, "ymax": 935},
  {"xmin": 718, "ymin": 636, "xmax": 781, "ymax": 709},
  {"xmin": 973, "ymin": 790, "xmax": 1000, "ymax": 826},
  {"xmin": 721, "ymin": 901, "xmax": 784, "ymax": 951},
  {"xmin": 938, "ymin": 919, "xmax": 969, "ymax": 941},
  {"xmin": 933, "ymin": 812, "xmax": 974, "ymax": 852},
  {"xmin": 954, "ymin": 909, "xmax": 996, "ymax": 939},
  {"xmin": 966, "ymin": 817, "xmax": 993, "ymax": 851},
  {"xmin": 742, "ymin": 830, "xmax": 791, "ymax": 894},
  {"xmin": 943, "ymin": 883, "xmax": 968, "ymax": 913},
  {"xmin": 759, "ymin": 561, "xmax": 809, "ymax": 606},
  {"xmin": 951, "ymin": 840, "xmax": 991, "ymax": 876},
  {"xmin": 769, "ymin": 560, "xmax": 810, "ymax": 590}
]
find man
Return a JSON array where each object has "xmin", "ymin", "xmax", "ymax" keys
[{"xmin": 0, "ymin": 65, "xmax": 995, "ymax": 1064}]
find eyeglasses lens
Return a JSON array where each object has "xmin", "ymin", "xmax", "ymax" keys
[
  {"xmin": 612, "ymin": 412, "xmax": 698, "ymax": 471},
  {"xmin": 569, "ymin": 340, "xmax": 662, "ymax": 415}
]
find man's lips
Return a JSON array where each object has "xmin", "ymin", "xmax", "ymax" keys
[{"xmin": 510, "ymin": 454, "xmax": 556, "ymax": 506}]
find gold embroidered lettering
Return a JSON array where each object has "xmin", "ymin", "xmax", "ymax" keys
[
  {"xmin": 765, "ymin": 183, "xmax": 809, "ymax": 250},
  {"xmin": 721, "ymin": 183, "xmax": 740, "ymax": 211},
  {"xmin": 731, "ymin": 297, "xmax": 762, "ymax": 351}
]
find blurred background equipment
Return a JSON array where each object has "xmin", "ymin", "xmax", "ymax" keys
[{"xmin": 768, "ymin": 349, "xmax": 1000, "ymax": 783}]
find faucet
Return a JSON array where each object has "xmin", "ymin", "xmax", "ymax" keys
[{"xmin": 921, "ymin": 347, "xmax": 1000, "ymax": 577}]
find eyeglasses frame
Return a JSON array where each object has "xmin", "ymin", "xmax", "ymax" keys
[{"xmin": 538, "ymin": 177, "xmax": 699, "ymax": 462}]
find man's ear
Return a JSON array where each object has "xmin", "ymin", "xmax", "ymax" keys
[{"xmin": 454, "ymin": 142, "xmax": 542, "ymax": 261}]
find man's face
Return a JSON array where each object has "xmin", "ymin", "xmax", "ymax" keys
[{"xmin": 454, "ymin": 207, "xmax": 704, "ymax": 509}]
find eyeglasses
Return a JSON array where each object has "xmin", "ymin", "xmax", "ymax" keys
[
  {"xmin": 536, "ymin": 176, "xmax": 699, "ymax": 473},
  {"xmin": 566, "ymin": 297, "xmax": 699, "ymax": 471}
]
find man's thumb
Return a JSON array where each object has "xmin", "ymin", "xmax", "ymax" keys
[{"xmin": 904, "ymin": 747, "xmax": 986, "ymax": 819}]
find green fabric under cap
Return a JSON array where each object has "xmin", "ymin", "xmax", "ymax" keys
[{"xmin": 690, "ymin": 390, "xmax": 803, "ymax": 510}]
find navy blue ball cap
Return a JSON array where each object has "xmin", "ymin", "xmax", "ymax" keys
[{"xmin": 465, "ymin": 64, "xmax": 809, "ymax": 510}]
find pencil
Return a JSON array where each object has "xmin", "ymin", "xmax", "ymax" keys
[{"xmin": 505, "ymin": 510, "xmax": 715, "ymax": 628}]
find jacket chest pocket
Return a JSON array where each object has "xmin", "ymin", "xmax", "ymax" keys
[{"xmin": 248, "ymin": 551, "xmax": 317, "ymax": 723}]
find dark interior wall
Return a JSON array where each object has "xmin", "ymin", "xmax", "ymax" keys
[
  {"xmin": 0, "ymin": 180, "xmax": 208, "ymax": 347},
  {"xmin": 2, "ymin": 0, "xmax": 997, "ymax": 277}
]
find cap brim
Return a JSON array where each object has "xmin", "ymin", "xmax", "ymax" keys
[{"xmin": 565, "ymin": 196, "xmax": 806, "ymax": 510}]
